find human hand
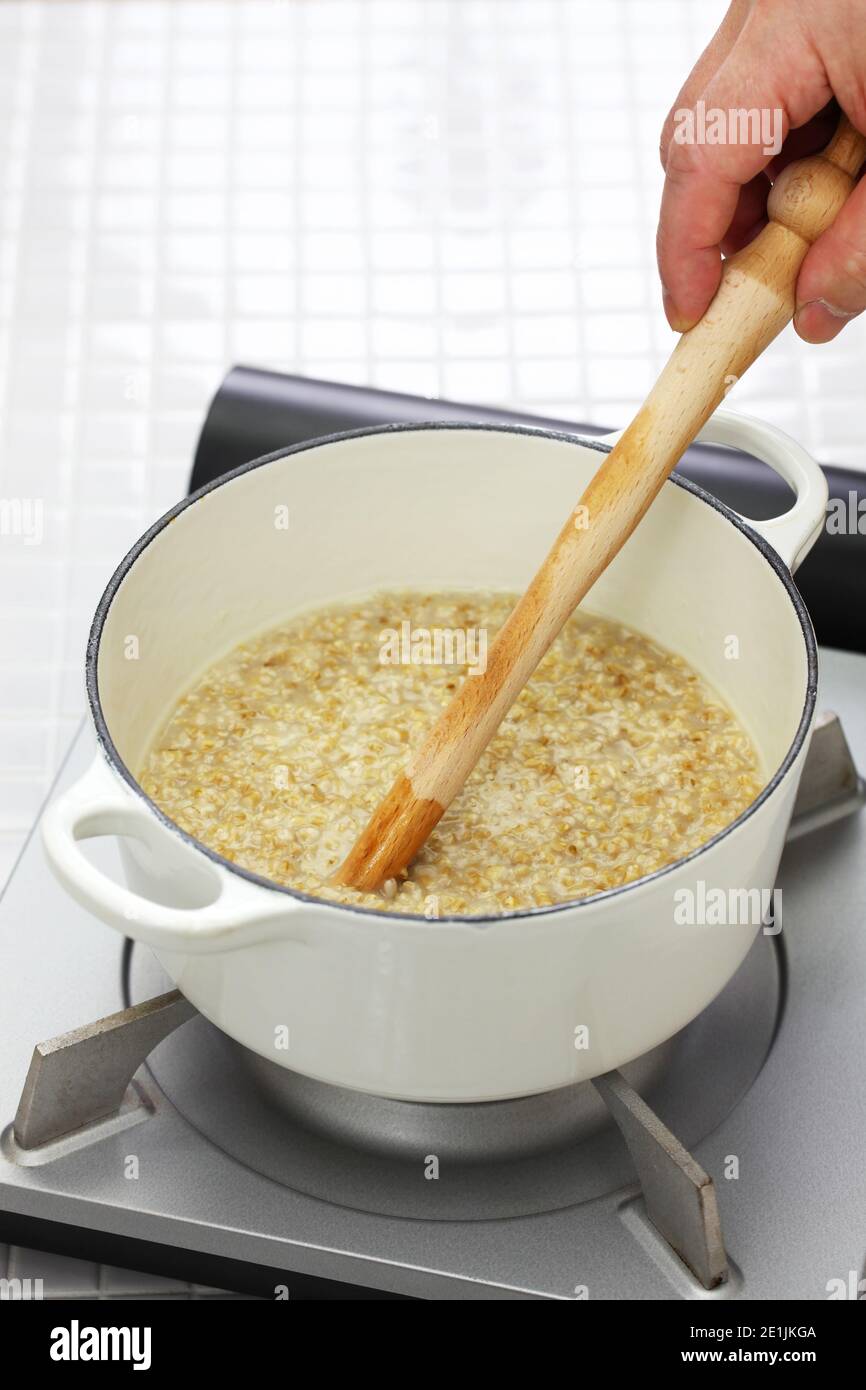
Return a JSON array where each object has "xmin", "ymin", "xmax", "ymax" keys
[{"xmin": 657, "ymin": 0, "xmax": 866, "ymax": 343}]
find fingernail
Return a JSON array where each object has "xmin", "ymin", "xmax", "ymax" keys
[
  {"xmin": 794, "ymin": 298, "xmax": 858, "ymax": 344},
  {"xmin": 662, "ymin": 286, "xmax": 697, "ymax": 334}
]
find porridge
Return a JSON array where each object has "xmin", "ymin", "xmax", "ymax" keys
[{"xmin": 140, "ymin": 591, "xmax": 763, "ymax": 917}]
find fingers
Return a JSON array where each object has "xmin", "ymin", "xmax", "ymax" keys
[
  {"xmin": 656, "ymin": 7, "xmax": 830, "ymax": 331},
  {"xmin": 658, "ymin": 0, "xmax": 752, "ymax": 169},
  {"xmin": 794, "ymin": 166, "xmax": 866, "ymax": 342},
  {"xmin": 719, "ymin": 173, "xmax": 770, "ymax": 256},
  {"xmin": 717, "ymin": 107, "xmax": 840, "ymax": 259},
  {"xmin": 716, "ymin": 108, "xmax": 839, "ymax": 259},
  {"xmin": 764, "ymin": 101, "xmax": 839, "ymax": 179},
  {"xmin": 657, "ymin": 127, "xmax": 780, "ymax": 332}
]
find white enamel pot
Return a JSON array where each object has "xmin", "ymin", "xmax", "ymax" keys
[{"xmin": 43, "ymin": 411, "xmax": 825, "ymax": 1102}]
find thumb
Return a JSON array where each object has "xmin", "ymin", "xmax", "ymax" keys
[{"xmin": 794, "ymin": 170, "xmax": 866, "ymax": 343}]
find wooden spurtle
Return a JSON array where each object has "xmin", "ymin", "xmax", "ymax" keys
[{"xmin": 334, "ymin": 114, "xmax": 866, "ymax": 893}]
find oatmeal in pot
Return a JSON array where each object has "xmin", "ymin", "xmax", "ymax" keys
[{"xmin": 140, "ymin": 591, "xmax": 763, "ymax": 917}]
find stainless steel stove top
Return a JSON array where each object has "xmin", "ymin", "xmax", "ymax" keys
[{"xmin": 1, "ymin": 647, "xmax": 865, "ymax": 1300}]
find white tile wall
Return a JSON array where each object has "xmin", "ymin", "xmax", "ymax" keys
[{"xmin": 0, "ymin": 0, "xmax": 864, "ymax": 1301}]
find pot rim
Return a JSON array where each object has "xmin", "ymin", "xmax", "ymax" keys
[{"xmin": 86, "ymin": 420, "xmax": 819, "ymax": 926}]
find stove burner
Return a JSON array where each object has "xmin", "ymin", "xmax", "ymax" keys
[{"xmin": 128, "ymin": 934, "xmax": 780, "ymax": 1223}]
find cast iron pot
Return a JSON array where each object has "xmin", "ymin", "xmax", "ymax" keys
[{"xmin": 42, "ymin": 411, "xmax": 825, "ymax": 1102}]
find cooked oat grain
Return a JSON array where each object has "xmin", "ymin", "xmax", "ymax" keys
[{"xmin": 139, "ymin": 592, "xmax": 763, "ymax": 916}]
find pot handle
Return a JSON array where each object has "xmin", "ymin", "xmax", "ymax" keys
[
  {"xmin": 41, "ymin": 755, "xmax": 300, "ymax": 955},
  {"xmin": 691, "ymin": 409, "xmax": 827, "ymax": 572},
  {"xmin": 599, "ymin": 407, "xmax": 827, "ymax": 572}
]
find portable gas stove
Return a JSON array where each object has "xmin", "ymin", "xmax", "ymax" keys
[{"xmin": 1, "ymin": 375, "xmax": 864, "ymax": 1301}]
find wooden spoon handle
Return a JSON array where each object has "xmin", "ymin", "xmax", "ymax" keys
[{"xmin": 335, "ymin": 115, "xmax": 866, "ymax": 893}]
